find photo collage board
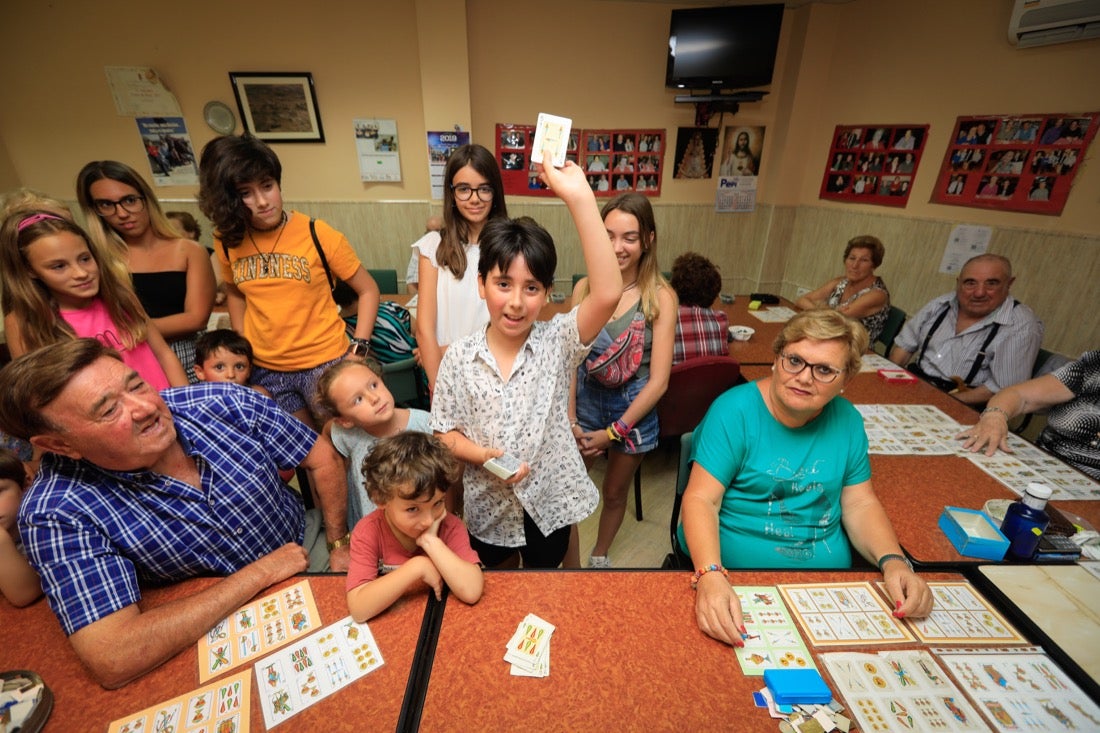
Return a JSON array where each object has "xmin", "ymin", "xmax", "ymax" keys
[
  {"xmin": 930, "ymin": 112, "xmax": 1098, "ymax": 215},
  {"xmin": 497, "ymin": 123, "xmax": 665, "ymax": 198},
  {"xmin": 819, "ymin": 124, "xmax": 930, "ymax": 207}
]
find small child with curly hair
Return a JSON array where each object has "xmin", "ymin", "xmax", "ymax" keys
[
  {"xmin": 669, "ymin": 252, "xmax": 730, "ymax": 364},
  {"xmin": 345, "ymin": 432, "xmax": 482, "ymax": 622}
]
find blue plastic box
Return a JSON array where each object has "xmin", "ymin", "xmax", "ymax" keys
[
  {"xmin": 763, "ymin": 668, "xmax": 833, "ymax": 705},
  {"xmin": 938, "ymin": 506, "xmax": 1010, "ymax": 561}
]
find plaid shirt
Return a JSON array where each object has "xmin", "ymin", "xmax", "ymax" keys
[
  {"xmin": 19, "ymin": 383, "xmax": 314, "ymax": 635},
  {"xmin": 673, "ymin": 306, "xmax": 730, "ymax": 364}
]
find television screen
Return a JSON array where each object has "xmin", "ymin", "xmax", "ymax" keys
[{"xmin": 665, "ymin": 4, "xmax": 785, "ymax": 91}]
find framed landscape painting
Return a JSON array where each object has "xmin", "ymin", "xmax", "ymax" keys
[{"xmin": 229, "ymin": 72, "xmax": 324, "ymax": 143}]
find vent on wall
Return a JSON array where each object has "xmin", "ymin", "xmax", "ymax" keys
[{"xmin": 1009, "ymin": 0, "xmax": 1100, "ymax": 47}]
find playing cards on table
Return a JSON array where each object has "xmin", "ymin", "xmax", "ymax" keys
[{"xmin": 504, "ymin": 613, "xmax": 555, "ymax": 677}]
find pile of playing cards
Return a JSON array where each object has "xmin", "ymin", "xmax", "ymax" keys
[{"xmin": 503, "ymin": 614, "xmax": 555, "ymax": 677}]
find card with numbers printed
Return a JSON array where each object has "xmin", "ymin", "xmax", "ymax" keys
[
  {"xmin": 732, "ymin": 586, "xmax": 816, "ymax": 675},
  {"xmin": 197, "ymin": 579, "xmax": 321, "ymax": 682},
  {"xmin": 108, "ymin": 669, "xmax": 251, "ymax": 733},
  {"xmin": 779, "ymin": 582, "xmax": 914, "ymax": 647},
  {"xmin": 256, "ymin": 615, "xmax": 384, "ymax": 729}
]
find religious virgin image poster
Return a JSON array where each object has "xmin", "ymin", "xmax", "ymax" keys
[
  {"xmin": 819, "ymin": 124, "xmax": 929, "ymax": 207},
  {"xmin": 497, "ymin": 123, "xmax": 665, "ymax": 198},
  {"xmin": 673, "ymin": 127, "xmax": 718, "ymax": 179},
  {"xmin": 354, "ymin": 118, "xmax": 401, "ymax": 182},
  {"xmin": 930, "ymin": 112, "xmax": 1097, "ymax": 215},
  {"xmin": 135, "ymin": 117, "xmax": 198, "ymax": 186},
  {"xmin": 426, "ymin": 129, "xmax": 470, "ymax": 199}
]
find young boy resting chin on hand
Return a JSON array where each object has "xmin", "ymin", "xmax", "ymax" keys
[{"xmin": 345, "ymin": 433, "xmax": 482, "ymax": 623}]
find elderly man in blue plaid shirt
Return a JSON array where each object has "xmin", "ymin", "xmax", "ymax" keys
[{"xmin": 0, "ymin": 339, "xmax": 349, "ymax": 688}]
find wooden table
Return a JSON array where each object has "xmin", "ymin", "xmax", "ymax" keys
[
  {"xmin": 416, "ymin": 569, "xmax": 981, "ymax": 733},
  {"xmin": 713, "ymin": 296, "xmax": 795, "ymax": 365},
  {"xmin": 0, "ymin": 575, "xmax": 426, "ymax": 732},
  {"xmin": 8, "ymin": 567, "xmax": 1099, "ymax": 731}
]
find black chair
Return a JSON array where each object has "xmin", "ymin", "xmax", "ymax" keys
[
  {"xmin": 664, "ymin": 430, "xmax": 695, "ymax": 569},
  {"xmin": 368, "ymin": 268, "xmax": 399, "ymax": 295},
  {"xmin": 874, "ymin": 305, "xmax": 906, "ymax": 355},
  {"xmin": 632, "ymin": 355, "xmax": 742, "ymax": 521}
]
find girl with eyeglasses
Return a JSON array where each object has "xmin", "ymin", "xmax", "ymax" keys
[
  {"xmin": 0, "ymin": 210, "xmax": 188, "ymax": 389},
  {"xmin": 77, "ymin": 160, "xmax": 216, "ymax": 381},
  {"xmin": 414, "ymin": 144, "xmax": 508, "ymax": 390},
  {"xmin": 678, "ymin": 308, "xmax": 933, "ymax": 647}
]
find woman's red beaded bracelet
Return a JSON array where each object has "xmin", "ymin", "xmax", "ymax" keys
[{"xmin": 690, "ymin": 564, "xmax": 728, "ymax": 590}]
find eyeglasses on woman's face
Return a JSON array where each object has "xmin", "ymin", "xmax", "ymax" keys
[
  {"xmin": 778, "ymin": 352, "xmax": 845, "ymax": 383},
  {"xmin": 451, "ymin": 184, "xmax": 494, "ymax": 202},
  {"xmin": 93, "ymin": 195, "xmax": 146, "ymax": 216}
]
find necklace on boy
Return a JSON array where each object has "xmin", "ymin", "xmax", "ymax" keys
[{"xmin": 248, "ymin": 212, "xmax": 288, "ymax": 267}]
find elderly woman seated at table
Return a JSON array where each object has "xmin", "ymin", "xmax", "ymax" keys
[
  {"xmin": 678, "ymin": 309, "xmax": 932, "ymax": 646},
  {"xmin": 794, "ymin": 235, "xmax": 890, "ymax": 343},
  {"xmin": 669, "ymin": 252, "xmax": 729, "ymax": 364},
  {"xmin": 960, "ymin": 349, "xmax": 1100, "ymax": 480}
]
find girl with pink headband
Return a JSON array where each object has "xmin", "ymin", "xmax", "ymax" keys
[{"xmin": 0, "ymin": 210, "xmax": 188, "ymax": 389}]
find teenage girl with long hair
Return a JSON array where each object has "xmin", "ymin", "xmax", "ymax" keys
[
  {"xmin": 77, "ymin": 160, "xmax": 216, "ymax": 380},
  {"xmin": 569, "ymin": 193, "xmax": 676, "ymax": 568},
  {"xmin": 414, "ymin": 144, "xmax": 508, "ymax": 389},
  {"xmin": 0, "ymin": 211, "xmax": 188, "ymax": 389},
  {"xmin": 197, "ymin": 134, "xmax": 380, "ymax": 429}
]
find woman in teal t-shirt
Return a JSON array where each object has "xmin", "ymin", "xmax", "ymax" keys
[{"xmin": 680, "ymin": 309, "xmax": 933, "ymax": 647}]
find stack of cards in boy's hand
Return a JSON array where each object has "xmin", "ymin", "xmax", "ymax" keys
[{"xmin": 503, "ymin": 614, "xmax": 555, "ymax": 677}]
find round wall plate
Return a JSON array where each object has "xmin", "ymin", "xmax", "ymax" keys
[{"xmin": 203, "ymin": 101, "xmax": 236, "ymax": 135}]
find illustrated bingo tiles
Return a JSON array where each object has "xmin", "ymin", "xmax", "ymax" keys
[
  {"xmin": 746, "ymin": 305, "xmax": 798, "ymax": 323},
  {"xmin": 732, "ymin": 586, "xmax": 816, "ymax": 675},
  {"xmin": 256, "ymin": 615, "xmax": 384, "ymax": 729},
  {"xmin": 962, "ymin": 433, "xmax": 1100, "ymax": 500},
  {"xmin": 109, "ymin": 669, "xmax": 251, "ymax": 733},
  {"xmin": 821, "ymin": 650, "xmax": 987, "ymax": 732},
  {"xmin": 876, "ymin": 581, "xmax": 1027, "ymax": 645},
  {"xmin": 934, "ymin": 646, "xmax": 1100, "ymax": 732},
  {"xmin": 198, "ymin": 579, "xmax": 321, "ymax": 682},
  {"xmin": 778, "ymin": 582, "xmax": 914, "ymax": 647}
]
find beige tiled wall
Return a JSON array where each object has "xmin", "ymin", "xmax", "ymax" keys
[{"xmin": 160, "ymin": 198, "xmax": 1094, "ymax": 359}]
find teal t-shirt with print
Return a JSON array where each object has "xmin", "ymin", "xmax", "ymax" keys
[{"xmin": 677, "ymin": 381, "xmax": 871, "ymax": 569}]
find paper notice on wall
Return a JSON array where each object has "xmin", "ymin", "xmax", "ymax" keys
[
  {"xmin": 426, "ymin": 130, "xmax": 471, "ymax": 199},
  {"xmin": 716, "ymin": 175, "xmax": 757, "ymax": 212},
  {"xmin": 105, "ymin": 66, "xmax": 181, "ymax": 117},
  {"xmin": 939, "ymin": 224, "xmax": 991, "ymax": 274},
  {"xmin": 355, "ymin": 118, "xmax": 402, "ymax": 182},
  {"xmin": 136, "ymin": 117, "xmax": 198, "ymax": 186}
]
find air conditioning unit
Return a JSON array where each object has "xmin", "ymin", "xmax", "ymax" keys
[{"xmin": 1009, "ymin": 0, "xmax": 1100, "ymax": 47}]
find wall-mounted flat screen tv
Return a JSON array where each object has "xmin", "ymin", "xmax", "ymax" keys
[{"xmin": 665, "ymin": 4, "xmax": 785, "ymax": 91}]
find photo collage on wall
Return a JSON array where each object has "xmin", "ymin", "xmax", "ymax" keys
[
  {"xmin": 496, "ymin": 123, "xmax": 665, "ymax": 198},
  {"xmin": 819, "ymin": 124, "xmax": 929, "ymax": 207},
  {"xmin": 930, "ymin": 112, "xmax": 1097, "ymax": 215}
]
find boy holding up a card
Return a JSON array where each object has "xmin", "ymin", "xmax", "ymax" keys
[
  {"xmin": 430, "ymin": 149, "xmax": 622, "ymax": 568},
  {"xmin": 345, "ymin": 433, "xmax": 483, "ymax": 622}
]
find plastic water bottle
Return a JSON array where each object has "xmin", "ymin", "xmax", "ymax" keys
[{"xmin": 1000, "ymin": 483, "xmax": 1052, "ymax": 561}]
